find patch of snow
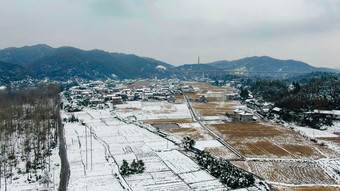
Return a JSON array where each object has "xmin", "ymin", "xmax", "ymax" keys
[
  {"xmin": 156, "ymin": 65, "xmax": 167, "ymax": 70},
  {"xmin": 293, "ymin": 125, "xmax": 338, "ymax": 138},
  {"xmin": 194, "ymin": 140, "xmax": 224, "ymax": 151}
]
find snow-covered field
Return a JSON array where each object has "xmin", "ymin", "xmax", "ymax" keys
[
  {"xmin": 0, "ymin": 148, "xmax": 61, "ymax": 191},
  {"xmin": 289, "ymin": 124, "xmax": 339, "ymax": 138},
  {"xmin": 115, "ymin": 101, "xmax": 192, "ymax": 121},
  {"xmin": 62, "ymin": 107, "xmax": 227, "ymax": 190}
]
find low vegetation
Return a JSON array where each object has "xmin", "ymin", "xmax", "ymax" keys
[
  {"xmin": 119, "ymin": 159, "xmax": 145, "ymax": 176},
  {"xmin": 181, "ymin": 137, "xmax": 255, "ymax": 189},
  {"xmin": 196, "ymin": 151, "xmax": 255, "ymax": 189}
]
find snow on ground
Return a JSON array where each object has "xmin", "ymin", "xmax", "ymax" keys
[
  {"xmin": 115, "ymin": 101, "xmax": 192, "ymax": 120},
  {"xmin": 292, "ymin": 125, "xmax": 338, "ymax": 138},
  {"xmin": 318, "ymin": 159, "xmax": 340, "ymax": 184},
  {"xmin": 194, "ymin": 140, "xmax": 224, "ymax": 151},
  {"xmin": 1, "ymin": 146, "xmax": 61, "ymax": 191},
  {"xmin": 179, "ymin": 170, "xmax": 216, "ymax": 184},
  {"xmin": 325, "ymin": 121, "xmax": 340, "ymax": 134},
  {"xmin": 63, "ymin": 107, "xmax": 227, "ymax": 190},
  {"xmin": 156, "ymin": 150, "xmax": 200, "ymax": 174},
  {"xmin": 177, "ymin": 122, "xmax": 202, "ymax": 128},
  {"xmin": 200, "ymin": 116, "xmax": 228, "ymax": 121}
]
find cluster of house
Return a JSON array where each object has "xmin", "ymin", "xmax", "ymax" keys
[
  {"xmin": 309, "ymin": 110, "xmax": 340, "ymax": 120},
  {"xmin": 63, "ymin": 79, "xmax": 184, "ymax": 111},
  {"xmin": 244, "ymin": 98, "xmax": 340, "ymax": 122}
]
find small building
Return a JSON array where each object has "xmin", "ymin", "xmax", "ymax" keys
[
  {"xmin": 182, "ymin": 85, "xmax": 195, "ymax": 93},
  {"xmin": 233, "ymin": 109, "xmax": 254, "ymax": 122},
  {"xmin": 272, "ymin": 107, "xmax": 282, "ymax": 114},
  {"xmin": 225, "ymin": 93, "xmax": 239, "ymax": 100},
  {"xmin": 112, "ymin": 96, "xmax": 123, "ymax": 105},
  {"xmin": 167, "ymin": 95, "xmax": 176, "ymax": 103},
  {"xmin": 313, "ymin": 110, "xmax": 340, "ymax": 120},
  {"xmin": 142, "ymin": 92, "xmax": 154, "ymax": 100},
  {"xmin": 206, "ymin": 91, "xmax": 223, "ymax": 98},
  {"xmin": 89, "ymin": 98, "xmax": 102, "ymax": 105},
  {"xmin": 198, "ymin": 95, "xmax": 208, "ymax": 103}
]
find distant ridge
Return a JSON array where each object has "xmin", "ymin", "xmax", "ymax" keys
[
  {"xmin": 0, "ymin": 45, "xmax": 337, "ymax": 85},
  {"xmin": 0, "ymin": 44, "xmax": 173, "ymax": 81},
  {"xmin": 207, "ymin": 56, "xmax": 335, "ymax": 73}
]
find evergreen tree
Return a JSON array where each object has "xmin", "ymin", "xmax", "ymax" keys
[{"xmin": 120, "ymin": 160, "xmax": 130, "ymax": 176}]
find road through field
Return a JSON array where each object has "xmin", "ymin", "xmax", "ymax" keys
[{"xmin": 183, "ymin": 94, "xmax": 245, "ymax": 160}]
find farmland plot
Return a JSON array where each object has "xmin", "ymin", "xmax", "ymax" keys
[
  {"xmin": 248, "ymin": 161, "xmax": 336, "ymax": 185},
  {"xmin": 192, "ymin": 101, "xmax": 240, "ymax": 117},
  {"xmin": 165, "ymin": 127, "xmax": 214, "ymax": 140},
  {"xmin": 63, "ymin": 107, "xmax": 227, "ymax": 190},
  {"xmin": 205, "ymin": 146, "xmax": 239, "ymax": 160},
  {"xmin": 208, "ymin": 122, "xmax": 338, "ymax": 159},
  {"xmin": 115, "ymin": 101, "xmax": 192, "ymax": 122},
  {"xmin": 273, "ymin": 184, "xmax": 340, "ymax": 191}
]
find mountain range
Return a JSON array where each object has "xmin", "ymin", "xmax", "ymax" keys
[{"xmin": 0, "ymin": 44, "xmax": 337, "ymax": 85}]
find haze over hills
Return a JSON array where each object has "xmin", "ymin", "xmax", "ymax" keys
[
  {"xmin": 0, "ymin": 44, "xmax": 337, "ymax": 85},
  {"xmin": 179, "ymin": 56, "xmax": 335, "ymax": 73}
]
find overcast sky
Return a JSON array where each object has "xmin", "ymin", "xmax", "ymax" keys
[{"xmin": 1, "ymin": 0, "xmax": 339, "ymax": 68}]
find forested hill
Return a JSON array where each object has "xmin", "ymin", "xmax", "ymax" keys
[
  {"xmin": 205, "ymin": 56, "xmax": 335, "ymax": 73},
  {"xmin": 0, "ymin": 45, "xmax": 338, "ymax": 84},
  {"xmin": 0, "ymin": 45, "xmax": 174, "ymax": 81},
  {"xmin": 0, "ymin": 61, "xmax": 31, "ymax": 85}
]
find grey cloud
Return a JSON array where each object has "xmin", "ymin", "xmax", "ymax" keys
[{"xmin": 0, "ymin": 0, "xmax": 340, "ymax": 68}]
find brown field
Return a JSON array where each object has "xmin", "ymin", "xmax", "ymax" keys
[
  {"xmin": 319, "ymin": 137, "xmax": 340, "ymax": 147},
  {"xmin": 211, "ymin": 122, "xmax": 283, "ymax": 139},
  {"xmin": 273, "ymin": 185, "xmax": 340, "ymax": 191},
  {"xmin": 242, "ymin": 141, "xmax": 291, "ymax": 157},
  {"xmin": 205, "ymin": 97, "xmax": 224, "ymax": 101},
  {"xmin": 186, "ymin": 93, "xmax": 201, "ymax": 99},
  {"xmin": 230, "ymin": 161, "xmax": 251, "ymax": 172},
  {"xmin": 183, "ymin": 82, "xmax": 238, "ymax": 94},
  {"xmin": 208, "ymin": 122, "xmax": 337, "ymax": 159},
  {"xmin": 172, "ymin": 94, "xmax": 184, "ymax": 99},
  {"xmin": 142, "ymin": 119, "xmax": 193, "ymax": 124},
  {"xmin": 248, "ymin": 161, "xmax": 336, "ymax": 185},
  {"xmin": 165, "ymin": 127, "xmax": 213, "ymax": 140},
  {"xmin": 192, "ymin": 101, "xmax": 239, "ymax": 116},
  {"xmin": 204, "ymin": 146, "xmax": 239, "ymax": 159},
  {"xmin": 282, "ymin": 144, "xmax": 318, "ymax": 158}
]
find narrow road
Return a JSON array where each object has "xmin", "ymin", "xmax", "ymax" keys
[
  {"xmin": 58, "ymin": 123, "xmax": 70, "ymax": 191},
  {"xmin": 184, "ymin": 94, "xmax": 246, "ymax": 160},
  {"xmin": 58, "ymin": 96, "xmax": 70, "ymax": 191}
]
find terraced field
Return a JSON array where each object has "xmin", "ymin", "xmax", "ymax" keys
[
  {"xmin": 248, "ymin": 161, "xmax": 336, "ymax": 185},
  {"xmin": 208, "ymin": 122, "xmax": 338, "ymax": 159}
]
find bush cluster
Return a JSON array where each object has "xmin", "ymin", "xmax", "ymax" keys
[
  {"xmin": 120, "ymin": 159, "xmax": 145, "ymax": 176},
  {"xmin": 196, "ymin": 152, "xmax": 255, "ymax": 189}
]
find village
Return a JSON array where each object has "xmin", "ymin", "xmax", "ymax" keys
[{"xmin": 58, "ymin": 78, "xmax": 340, "ymax": 191}]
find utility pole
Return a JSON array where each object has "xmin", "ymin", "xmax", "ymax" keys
[
  {"xmin": 90, "ymin": 126, "xmax": 93, "ymax": 171},
  {"xmin": 53, "ymin": 167, "xmax": 55, "ymax": 191},
  {"xmin": 4, "ymin": 162, "xmax": 7, "ymax": 191},
  {"xmin": 85, "ymin": 125, "xmax": 88, "ymax": 171},
  {"xmin": 0, "ymin": 158, "xmax": 2, "ymax": 190}
]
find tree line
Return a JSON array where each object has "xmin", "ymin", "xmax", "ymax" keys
[
  {"xmin": 0, "ymin": 84, "xmax": 61, "ymax": 187},
  {"xmin": 250, "ymin": 73, "xmax": 340, "ymax": 129}
]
